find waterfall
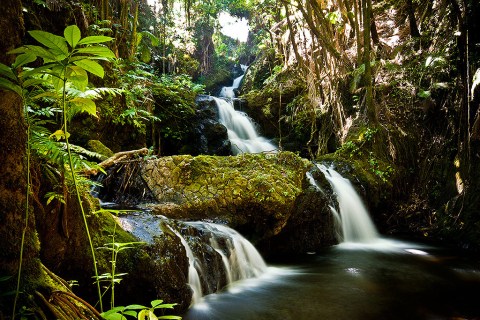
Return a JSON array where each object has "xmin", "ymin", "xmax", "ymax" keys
[
  {"xmin": 189, "ymin": 222, "xmax": 267, "ymax": 283},
  {"xmin": 167, "ymin": 221, "xmax": 266, "ymax": 305},
  {"xmin": 167, "ymin": 225, "xmax": 204, "ymax": 305},
  {"xmin": 316, "ymin": 164, "xmax": 379, "ymax": 243},
  {"xmin": 214, "ymin": 65, "xmax": 276, "ymax": 155}
]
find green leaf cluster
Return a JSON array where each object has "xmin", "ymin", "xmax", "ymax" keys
[{"xmin": 101, "ymin": 299, "xmax": 181, "ymax": 320}]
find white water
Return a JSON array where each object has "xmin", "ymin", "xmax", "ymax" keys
[
  {"xmin": 170, "ymin": 222, "xmax": 267, "ymax": 305},
  {"xmin": 316, "ymin": 164, "xmax": 379, "ymax": 243},
  {"xmin": 168, "ymin": 226, "xmax": 204, "ymax": 305},
  {"xmin": 189, "ymin": 222, "xmax": 267, "ymax": 284},
  {"xmin": 215, "ymin": 65, "xmax": 277, "ymax": 155}
]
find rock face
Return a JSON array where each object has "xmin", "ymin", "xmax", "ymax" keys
[
  {"xmin": 98, "ymin": 152, "xmax": 336, "ymax": 256},
  {"xmin": 189, "ymin": 95, "xmax": 231, "ymax": 156}
]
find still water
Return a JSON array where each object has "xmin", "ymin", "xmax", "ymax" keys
[{"xmin": 184, "ymin": 240, "xmax": 480, "ymax": 320}]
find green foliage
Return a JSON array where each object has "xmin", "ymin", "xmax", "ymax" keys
[
  {"xmin": 96, "ymin": 236, "xmax": 145, "ymax": 310},
  {"xmin": 152, "ymin": 74, "xmax": 203, "ymax": 141},
  {"xmin": 101, "ymin": 300, "xmax": 181, "ymax": 320},
  {"xmin": 416, "ymin": 54, "xmax": 450, "ymax": 99},
  {"xmin": 0, "ymin": 25, "xmax": 118, "ymax": 314}
]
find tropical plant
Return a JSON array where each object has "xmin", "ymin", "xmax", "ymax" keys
[
  {"xmin": 101, "ymin": 299, "xmax": 181, "ymax": 320},
  {"xmin": 94, "ymin": 209, "xmax": 145, "ymax": 310},
  {"xmin": 0, "ymin": 24, "xmax": 117, "ymax": 314}
]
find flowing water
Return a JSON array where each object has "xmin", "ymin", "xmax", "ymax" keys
[
  {"xmin": 214, "ymin": 66, "xmax": 276, "ymax": 154},
  {"xmin": 183, "ymin": 165, "xmax": 480, "ymax": 319},
  {"xmin": 317, "ymin": 163, "xmax": 379, "ymax": 243},
  {"xmin": 184, "ymin": 244, "xmax": 480, "ymax": 320}
]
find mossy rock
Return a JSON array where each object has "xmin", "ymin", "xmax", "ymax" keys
[{"xmin": 87, "ymin": 139, "xmax": 114, "ymax": 159}]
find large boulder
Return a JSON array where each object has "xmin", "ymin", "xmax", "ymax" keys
[{"xmin": 97, "ymin": 152, "xmax": 336, "ymax": 256}]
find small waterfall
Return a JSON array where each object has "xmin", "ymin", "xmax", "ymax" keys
[
  {"xmin": 214, "ymin": 65, "xmax": 276, "ymax": 155},
  {"xmin": 167, "ymin": 226, "xmax": 203, "ymax": 305},
  {"xmin": 189, "ymin": 222, "xmax": 267, "ymax": 283},
  {"xmin": 167, "ymin": 221, "xmax": 266, "ymax": 305},
  {"xmin": 316, "ymin": 164, "xmax": 379, "ymax": 243},
  {"xmin": 219, "ymin": 74, "xmax": 244, "ymax": 98}
]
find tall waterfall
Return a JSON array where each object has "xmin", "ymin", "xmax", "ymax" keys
[
  {"xmin": 316, "ymin": 164, "xmax": 379, "ymax": 243},
  {"xmin": 214, "ymin": 65, "xmax": 276, "ymax": 155}
]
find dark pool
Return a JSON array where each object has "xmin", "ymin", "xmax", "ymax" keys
[{"xmin": 184, "ymin": 240, "xmax": 480, "ymax": 320}]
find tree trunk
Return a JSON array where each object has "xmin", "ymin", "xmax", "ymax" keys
[
  {"xmin": 406, "ymin": 0, "xmax": 421, "ymax": 37},
  {"xmin": 362, "ymin": 0, "xmax": 377, "ymax": 123}
]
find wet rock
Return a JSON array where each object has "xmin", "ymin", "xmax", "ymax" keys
[{"xmin": 188, "ymin": 95, "xmax": 231, "ymax": 156}]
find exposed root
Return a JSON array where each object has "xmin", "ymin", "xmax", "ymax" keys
[{"xmin": 36, "ymin": 290, "xmax": 102, "ymax": 320}]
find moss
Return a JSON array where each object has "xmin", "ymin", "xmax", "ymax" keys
[
  {"xmin": 87, "ymin": 140, "xmax": 114, "ymax": 159},
  {"xmin": 137, "ymin": 152, "xmax": 310, "ymax": 239}
]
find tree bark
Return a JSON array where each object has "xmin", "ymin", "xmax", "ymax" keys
[
  {"xmin": 406, "ymin": 0, "xmax": 421, "ymax": 37},
  {"xmin": 362, "ymin": 0, "xmax": 377, "ymax": 123}
]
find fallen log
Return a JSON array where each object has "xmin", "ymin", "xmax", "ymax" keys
[{"xmin": 85, "ymin": 147, "xmax": 149, "ymax": 176}]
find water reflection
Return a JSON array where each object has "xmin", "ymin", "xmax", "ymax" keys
[{"xmin": 184, "ymin": 242, "xmax": 480, "ymax": 320}]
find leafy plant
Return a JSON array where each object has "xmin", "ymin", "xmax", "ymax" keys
[
  {"xmin": 94, "ymin": 208, "xmax": 145, "ymax": 310},
  {"xmin": 101, "ymin": 299, "xmax": 181, "ymax": 320},
  {"xmin": 0, "ymin": 24, "xmax": 117, "ymax": 314}
]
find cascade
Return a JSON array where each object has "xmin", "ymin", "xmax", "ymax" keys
[
  {"xmin": 214, "ymin": 65, "xmax": 276, "ymax": 155},
  {"xmin": 188, "ymin": 222, "xmax": 267, "ymax": 284},
  {"xmin": 316, "ymin": 164, "xmax": 379, "ymax": 243},
  {"xmin": 167, "ymin": 225, "xmax": 203, "ymax": 305},
  {"xmin": 162, "ymin": 221, "xmax": 267, "ymax": 305}
]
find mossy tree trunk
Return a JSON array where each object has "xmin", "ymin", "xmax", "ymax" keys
[{"xmin": 0, "ymin": 0, "xmax": 43, "ymax": 317}]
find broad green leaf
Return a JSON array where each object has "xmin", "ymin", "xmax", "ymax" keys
[
  {"xmin": 31, "ymin": 91, "xmax": 57, "ymax": 100},
  {"xmin": 73, "ymin": 59, "xmax": 104, "ymax": 78},
  {"xmin": 28, "ymin": 30, "xmax": 69, "ymax": 55},
  {"xmin": 77, "ymin": 35, "xmax": 113, "ymax": 45},
  {"xmin": 69, "ymin": 97, "xmax": 97, "ymax": 117},
  {"xmin": 153, "ymin": 303, "xmax": 176, "ymax": 309},
  {"xmin": 151, "ymin": 300, "xmax": 164, "ymax": 308},
  {"xmin": 64, "ymin": 25, "xmax": 81, "ymax": 48},
  {"xmin": 101, "ymin": 306, "xmax": 126, "ymax": 316},
  {"xmin": 0, "ymin": 63, "xmax": 16, "ymax": 80},
  {"xmin": 138, "ymin": 309, "xmax": 158, "ymax": 320},
  {"xmin": 7, "ymin": 47, "xmax": 28, "ymax": 55},
  {"xmin": 24, "ymin": 45, "xmax": 58, "ymax": 62},
  {"xmin": 158, "ymin": 316, "xmax": 182, "ymax": 320},
  {"xmin": 13, "ymin": 52, "xmax": 37, "ymax": 68},
  {"xmin": 66, "ymin": 66, "xmax": 88, "ymax": 91},
  {"xmin": 102, "ymin": 313, "xmax": 127, "ymax": 320},
  {"xmin": 417, "ymin": 89, "xmax": 431, "ymax": 99},
  {"xmin": 0, "ymin": 78, "xmax": 22, "ymax": 95},
  {"xmin": 123, "ymin": 304, "xmax": 148, "ymax": 310},
  {"xmin": 19, "ymin": 63, "xmax": 56, "ymax": 79},
  {"xmin": 23, "ymin": 78, "xmax": 46, "ymax": 88},
  {"xmin": 75, "ymin": 46, "xmax": 116, "ymax": 59},
  {"xmin": 50, "ymin": 129, "xmax": 70, "ymax": 141},
  {"xmin": 471, "ymin": 68, "xmax": 480, "ymax": 100},
  {"xmin": 123, "ymin": 310, "xmax": 137, "ymax": 317},
  {"xmin": 51, "ymin": 65, "xmax": 66, "ymax": 91}
]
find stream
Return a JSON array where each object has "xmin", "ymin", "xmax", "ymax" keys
[
  {"xmin": 184, "ymin": 241, "xmax": 480, "ymax": 320},
  {"xmin": 183, "ymin": 164, "xmax": 480, "ymax": 319}
]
